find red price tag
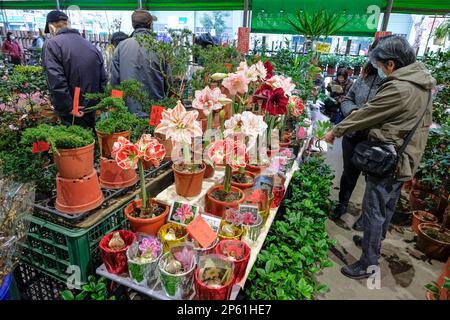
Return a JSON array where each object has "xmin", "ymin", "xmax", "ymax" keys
[
  {"xmin": 32, "ymin": 141, "xmax": 50, "ymax": 153},
  {"xmin": 111, "ymin": 90, "xmax": 124, "ymax": 98},
  {"xmin": 237, "ymin": 27, "xmax": 250, "ymax": 54},
  {"xmin": 149, "ymin": 106, "xmax": 165, "ymax": 126},
  {"xmin": 72, "ymin": 87, "xmax": 81, "ymax": 116},
  {"xmin": 186, "ymin": 215, "xmax": 217, "ymax": 248}
]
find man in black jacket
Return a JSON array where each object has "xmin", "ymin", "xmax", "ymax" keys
[{"xmin": 43, "ymin": 10, "xmax": 106, "ymax": 129}]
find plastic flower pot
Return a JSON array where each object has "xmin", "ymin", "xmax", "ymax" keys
[
  {"xmin": 124, "ymin": 199, "xmax": 169, "ymax": 236},
  {"xmin": 205, "ymin": 185, "xmax": 245, "ymax": 218},
  {"xmin": 173, "ymin": 163, "xmax": 206, "ymax": 198},
  {"xmin": 99, "ymin": 230, "xmax": 137, "ymax": 275},
  {"xmin": 231, "ymin": 171, "xmax": 255, "ymax": 190},
  {"xmin": 242, "ymin": 213, "xmax": 263, "ymax": 242},
  {"xmin": 411, "ymin": 211, "xmax": 438, "ymax": 234},
  {"xmin": 55, "ymin": 169, "xmax": 104, "ymax": 214},
  {"xmin": 157, "ymin": 222, "xmax": 187, "ymax": 253},
  {"xmin": 416, "ymin": 223, "xmax": 450, "ymax": 261},
  {"xmin": 96, "ymin": 129, "xmax": 131, "ymax": 159},
  {"xmin": 215, "ymin": 240, "xmax": 251, "ymax": 283},
  {"xmin": 0, "ymin": 273, "xmax": 12, "ymax": 300},
  {"xmin": 245, "ymin": 163, "xmax": 269, "ymax": 175},
  {"xmin": 99, "ymin": 157, "xmax": 138, "ymax": 189},
  {"xmin": 194, "ymin": 254, "xmax": 235, "ymax": 300},
  {"xmin": 203, "ymin": 162, "xmax": 215, "ymax": 179},
  {"xmin": 126, "ymin": 239, "xmax": 162, "ymax": 285},
  {"xmin": 271, "ymin": 184, "xmax": 286, "ymax": 208},
  {"xmin": 155, "ymin": 132, "xmax": 173, "ymax": 161},
  {"xmin": 53, "ymin": 142, "xmax": 95, "ymax": 179},
  {"xmin": 158, "ymin": 249, "xmax": 197, "ymax": 298}
]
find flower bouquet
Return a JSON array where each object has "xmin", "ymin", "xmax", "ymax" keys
[
  {"xmin": 215, "ymin": 240, "xmax": 251, "ymax": 283},
  {"xmin": 113, "ymin": 134, "xmax": 169, "ymax": 235},
  {"xmin": 99, "ymin": 230, "xmax": 137, "ymax": 275},
  {"xmin": 126, "ymin": 236, "xmax": 162, "ymax": 285},
  {"xmin": 158, "ymin": 244, "xmax": 197, "ymax": 298},
  {"xmin": 218, "ymin": 209, "xmax": 244, "ymax": 241},
  {"xmin": 194, "ymin": 254, "xmax": 235, "ymax": 300},
  {"xmin": 155, "ymin": 101, "xmax": 205, "ymax": 197}
]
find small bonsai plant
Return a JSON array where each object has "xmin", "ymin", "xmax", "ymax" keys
[
  {"xmin": 60, "ymin": 276, "xmax": 116, "ymax": 300},
  {"xmin": 112, "ymin": 134, "xmax": 166, "ymax": 217},
  {"xmin": 21, "ymin": 124, "xmax": 94, "ymax": 154},
  {"xmin": 94, "ymin": 98, "xmax": 139, "ymax": 135}
]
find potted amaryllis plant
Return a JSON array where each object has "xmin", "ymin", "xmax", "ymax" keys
[
  {"xmin": 126, "ymin": 236, "xmax": 162, "ymax": 285},
  {"xmin": 192, "ymin": 86, "xmax": 231, "ymax": 178},
  {"xmin": 223, "ymin": 111, "xmax": 267, "ymax": 190},
  {"xmin": 155, "ymin": 101, "xmax": 205, "ymax": 197},
  {"xmin": 215, "ymin": 239, "xmax": 251, "ymax": 283},
  {"xmin": 194, "ymin": 254, "xmax": 235, "ymax": 300},
  {"xmin": 113, "ymin": 134, "xmax": 169, "ymax": 236},
  {"xmin": 158, "ymin": 244, "xmax": 197, "ymax": 298},
  {"xmin": 218, "ymin": 208, "xmax": 244, "ymax": 241},
  {"xmin": 205, "ymin": 139, "xmax": 248, "ymax": 217}
]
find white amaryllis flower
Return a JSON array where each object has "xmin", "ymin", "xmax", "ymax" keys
[
  {"xmin": 237, "ymin": 61, "xmax": 260, "ymax": 83},
  {"xmin": 155, "ymin": 100, "xmax": 203, "ymax": 144},
  {"xmin": 250, "ymin": 61, "xmax": 267, "ymax": 80},
  {"xmin": 240, "ymin": 111, "xmax": 267, "ymax": 140},
  {"xmin": 267, "ymin": 75, "xmax": 296, "ymax": 96},
  {"xmin": 192, "ymin": 86, "xmax": 230, "ymax": 116},
  {"xmin": 224, "ymin": 114, "xmax": 242, "ymax": 138}
]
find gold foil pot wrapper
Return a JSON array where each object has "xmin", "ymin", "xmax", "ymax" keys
[{"xmin": 157, "ymin": 222, "xmax": 187, "ymax": 253}]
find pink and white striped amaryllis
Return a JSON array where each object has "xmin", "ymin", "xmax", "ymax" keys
[
  {"xmin": 112, "ymin": 135, "xmax": 166, "ymax": 170},
  {"xmin": 208, "ymin": 139, "xmax": 248, "ymax": 170},
  {"xmin": 192, "ymin": 86, "xmax": 231, "ymax": 116},
  {"xmin": 266, "ymin": 75, "xmax": 296, "ymax": 96},
  {"xmin": 137, "ymin": 134, "xmax": 166, "ymax": 167},
  {"xmin": 224, "ymin": 112, "xmax": 267, "ymax": 147},
  {"xmin": 155, "ymin": 100, "xmax": 203, "ymax": 144},
  {"xmin": 222, "ymin": 72, "xmax": 250, "ymax": 96}
]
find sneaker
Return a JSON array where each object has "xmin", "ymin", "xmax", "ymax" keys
[
  {"xmin": 341, "ymin": 261, "xmax": 376, "ymax": 280},
  {"xmin": 330, "ymin": 204, "xmax": 347, "ymax": 220},
  {"xmin": 353, "ymin": 235, "xmax": 362, "ymax": 248}
]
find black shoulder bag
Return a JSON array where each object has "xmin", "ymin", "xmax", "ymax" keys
[{"xmin": 351, "ymin": 91, "xmax": 431, "ymax": 178}]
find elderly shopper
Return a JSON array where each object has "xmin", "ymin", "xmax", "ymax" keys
[{"xmin": 324, "ymin": 35, "xmax": 435, "ymax": 279}]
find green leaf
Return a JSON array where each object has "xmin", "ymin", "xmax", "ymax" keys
[
  {"xmin": 316, "ymin": 284, "xmax": 329, "ymax": 294},
  {"xmin": 60, "ymin": 290, "xmax": 74, "ymax": 300},
  {"xmin": 265, "ymin": 260, "xmax": 274, "ymax": 274}
]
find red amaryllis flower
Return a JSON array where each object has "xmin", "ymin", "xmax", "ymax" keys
[
  {"xmin": 138, "ymin": 135, "xmax": 166, "ymax": 167},
  {"xmin": 208, "ymin": 139, "xmax": 248, "ymax": 170},
  {"xmin": 253, "ymin": 84, "xmax": 288, "ymax": 116},
  {"xmin": 112, "ymin": 137, "xmax": 140, "ymax": 170},
  {"xmin": 264, "ymin": 61, "xmax": 273, "ymax": 79}
]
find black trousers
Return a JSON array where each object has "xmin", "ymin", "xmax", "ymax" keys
[{"xmin": 59, "ymin": 112, "xmax": 96, "ymax": 130}]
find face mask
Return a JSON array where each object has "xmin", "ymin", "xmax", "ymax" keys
[
  {"xmin": 10, "ymin": 36, "xmax": 15, "ymax": 41},
  {"xmin": 377, "ymin": 67, "xmax": 387, "ymax": 79}
]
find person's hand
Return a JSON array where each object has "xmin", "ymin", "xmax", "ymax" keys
[
  {"xmin": 324, "ymin": 130, "xmax": 335, "ymax": 144},
  {"xmin": 71, "ymin": 106, "xmax": 85, "ymax": 117}
]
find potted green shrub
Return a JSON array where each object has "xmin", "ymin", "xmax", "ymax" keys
[{"xmin": 324, "ymin": 55, "xmax": 340, "ymax": 76}]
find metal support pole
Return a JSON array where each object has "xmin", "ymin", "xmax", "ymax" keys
[
  {"xmin": 243, "ymin": 0, "xmax": 249, "ymax": 27},
  {"xmin": 381, "ymin": 0, "xmax": 393, "ymax": 31},
  {"xmin": 424, "ymin": 15, "xmax": 438, "ymax": 58},
  {"xmin": 55, "ymin": 0, "xmax": 60, "ymax": 10},
  {"xmin": 137, "ymin": 0, "xmax": 143, "ymax": 9}
]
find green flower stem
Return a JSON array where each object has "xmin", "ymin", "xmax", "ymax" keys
[
  {"xmin": 183, "ymin": 143, "xmax": 191, "ymax": 164},
  {"xmin": 224, "ymin": 164, "xmax": 232, "ymax": 194},
  {"xmin": 219, "ymin": 109, "xmax": 225, "ymax": 139},
  {"xmin": 205, "ymin": 112, "xmax": 213, "ymax": 148},
  {"xmin": 138, "ymin": 159, "xmax": 148, "ymax": 209}
]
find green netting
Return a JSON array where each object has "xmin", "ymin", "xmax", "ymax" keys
[
  {"xmin": 251, "ymin": 0, "xmax": 385, "ymax": 37},
  {"xmin": 0, "ymin": 0, "xmax": 246, "ymax": 11}
]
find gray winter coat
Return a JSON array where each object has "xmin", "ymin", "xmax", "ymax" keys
[
  {"xmin": 341, "ymin": 74, "xmax": 381, "ymax": 117},
  {"xmin": 110, "ymin": 28, "xmax": 171, "ymax": 117}
]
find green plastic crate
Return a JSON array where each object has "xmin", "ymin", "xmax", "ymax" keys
[{"xmin": 19, "ymin": 203, "xmax": 130, "ymax": 284}]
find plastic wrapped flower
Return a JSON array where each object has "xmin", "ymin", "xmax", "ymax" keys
[
  {"xmin": 139, "ymin": 237, "xmax": 161, "ymax": 259},
  {"xmin": 288, "ymin": 96, "xmax": 305, "ymax": 118},
  {"xmin": 155, "ymin": 100, "xmax": 203, "ymax": 144},
  {"xmin": 192, "ymin": 86, "xmax": 231, "ymax": 116},
  {"xmin": 225, "ymin": 208, "xmax": 243, "ymax": 226},
  {"xmin": 222, "ymin": 72, "xmax": 250, "ymax": 96},
  {"xmin": 174, "ymin": 203, "xmax": 194, "ymax": 224},
  {"xmin": 137, "ymin": 134, "xmax": 166, "ymax": 167},
  {"xmin": 112, "ymin": 136, "xmax": 140, "ymax": 170},
  {"xmin": 267, "ymin": 75, "xmax": 296, "ymax": 96},
  {"xmin": 242, "ymin": 212, "xmax": 256, "ymax": 225}
]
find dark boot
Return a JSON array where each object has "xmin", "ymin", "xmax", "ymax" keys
[
  {"xmin": 353, "ymin": 235, "xmax": 362, "ymax": 248},
  {"xmin": 341, "ymin": 261, "xmax": 376, "ymax": 280},
  {"xmin": 330, "ymin": 203, "xmax": 347, "ymax": 220}
]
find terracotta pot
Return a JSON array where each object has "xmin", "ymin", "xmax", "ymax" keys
[
  {"xmin": 55, "ymin": 169, "xmax": 104, "ymax": 214},
  {"xmin": 231, "ymin": 171, "xmax": 255, "ymax": 190},
  {"xmin": 435, "ymin": 257, "xmax": 450, "ymax": 300},
  {"xmin": 403, "ymin": 180, "xmax": 413, "ymax": 192},
  {"xmin": 411, "ymin": 211, "xmax": 438, "ymax": 234},
  {"xmin": 194, "ymin": 256, "xmax": 235, "ymax": 300},
  {"xmin": 124, "ymin": 199, "xmax": 169, "ymax": 236},
  {"xmin": 155, "ymin": 132, "xmax": 173, "ymax": 161},
  {"xmin": 99, "ymin": 230, "xmax": 137, "ymax": 275},
  {"xmin": 416, "ymin": 223, "xmax": 450, "ymax": 261},
  {"xmin": 173, "ymin": 163, "xmax": 205, "ymax": 198},
  {"xmin": 410, "ymin": 189, "xmax": 445, "ymax": 220},
  {"xmin": 204, "ymin": 162, "xmax": 215, "ymax": 179},
  {"xmin": 96, "ymin": 129, "xmax": 131, "ymax": 159},
  {"xmin": 246, "ymin": 163, "xmax": 269, "ymax": 175},
  {"xmin": 205, "ymin": 185, "xmax": 245, "ymax": 218},
  {"xmin": 53, "ymin": 143, "xmax": 95, "ymax": 179},
  {"xmin": 99, "ymin": 157, "xmax": 138, "ymax": 189}
]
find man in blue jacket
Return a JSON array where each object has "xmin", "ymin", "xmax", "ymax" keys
[{"xmin": 42, "ymin": 10, "xmax": 106, "ymax": 129}]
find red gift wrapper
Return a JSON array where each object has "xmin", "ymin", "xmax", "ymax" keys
[
  {"xmin": 215, "ymin": 240, "xmax": 250, "ymax": 283},
  {"xmin": 99, "ymin": 230, "xmax": 137, "ymax": 275},
  {"xmin": 194, "ymin": 264, "xmax": 235, "ymax": 300},
  {"xmin": 271, "ymin": 185, "xmax": 286, "ymax": 208}
]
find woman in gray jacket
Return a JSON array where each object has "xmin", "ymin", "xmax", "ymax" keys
[{"xmin": 330, "ymin": 61, "xmax": 382, "ymax": 228}]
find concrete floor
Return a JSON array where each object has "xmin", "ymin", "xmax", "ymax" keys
[{"xmin": 316, "ymin": 137, "xmax": 444, "ymax": 300}]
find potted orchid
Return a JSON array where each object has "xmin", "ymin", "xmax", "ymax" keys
[
  {"xmin": 223, "ymin": 111, "xmax": 268, "ymax": 189},
  {"xmin": 126, "ymin": 236, "xmax": 162, "ymax": 285},
  {"xmin": 205, "ymin": 138, "xmax": 248, "ymax": 217},
  {"xmin": 192, "ymin": 86, "xmax": 231, "ymax": 178},
  {"xmin": 155, "ymin": 101, "xmax": 205, "ymax": 197},
  {"xmin": 113, "ymin": 134, "xmax": 169, "ymax": 236}
]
